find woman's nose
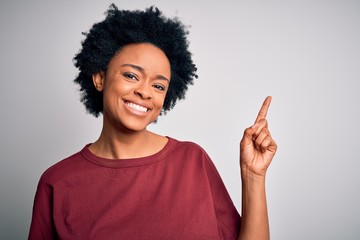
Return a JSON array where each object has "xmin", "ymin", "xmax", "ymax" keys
[{"xmin": 134, "ymin": 83, "xmax": 151, "ymax": 100}]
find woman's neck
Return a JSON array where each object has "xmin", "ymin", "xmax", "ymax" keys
[{"xmin": 89, "ymin": 125, "xmax": 167, "ymax": 160}]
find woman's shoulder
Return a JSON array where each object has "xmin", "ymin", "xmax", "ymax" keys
[
  {"xmin": 38, "ymin": 146, "xmax": 88, "ymax": 185},
  {"xmin": 169, "ymin": 136, "xmax": 202, "ymax": 148},
  {"xmin": 167, "ymin": 137, "xmax": 209, "ymax": 157}
]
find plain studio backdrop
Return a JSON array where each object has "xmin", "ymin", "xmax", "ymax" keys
[{"xmin": 1, "ymin": 0, "xmax": 359, "ymax": 239}]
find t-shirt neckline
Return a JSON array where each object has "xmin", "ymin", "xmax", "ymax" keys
[{"xmin": 80, "ymin": 137, "xmax": 176, "ymax": 168}]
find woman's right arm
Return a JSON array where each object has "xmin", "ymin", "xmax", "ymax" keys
[{"xmin": 28, "ymin": 179, "xmax": 56, "ymax": 240}]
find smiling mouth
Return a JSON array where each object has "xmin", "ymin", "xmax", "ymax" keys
[{"xmin": 125, "ymin": 101, "xmax": 149, "ymax": 113}]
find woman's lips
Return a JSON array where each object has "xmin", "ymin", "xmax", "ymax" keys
[{"xmin": 124, "ymin": 101, "xmax": 149, "ymax": 113}]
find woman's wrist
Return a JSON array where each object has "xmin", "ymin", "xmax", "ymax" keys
[{"xmin": 240, "ymin": 166, "xmax": 267, "ymax": 184}]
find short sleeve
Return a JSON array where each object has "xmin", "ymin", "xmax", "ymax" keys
[
  {"xmin": 203, "ymin": 151, "xmax": 241, "ymax": 239},
  {"xmin": 28, "ymin": 174, "xmax": 57, "ymax": 240}
]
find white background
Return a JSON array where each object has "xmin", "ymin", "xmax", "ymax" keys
[{"xmin": 1, "ymin": 0, "xmax": 359, "ymax": 239}]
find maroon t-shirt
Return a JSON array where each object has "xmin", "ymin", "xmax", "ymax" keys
[{"xmin": 29, "ymin": 138, "xmax": 240, "ymax": 239}]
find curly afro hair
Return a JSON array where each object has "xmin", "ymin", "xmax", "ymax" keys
[{"xmin": 73, "ymin": 4, "xmax": 198, "ymax": 117}]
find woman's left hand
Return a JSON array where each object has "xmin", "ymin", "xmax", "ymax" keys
[{"xmin": 240, "ymin": 96, "xmax": 277, "ymax": 178}]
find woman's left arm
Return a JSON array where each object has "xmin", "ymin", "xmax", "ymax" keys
[{"xmin": 237, "ymin": 96, "xmax": 278, "ymax": 240}]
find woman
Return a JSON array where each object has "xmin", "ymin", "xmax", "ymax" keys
[{"xmin": 29, "ymin": 4, "xmax": 277, "ymax": 240}]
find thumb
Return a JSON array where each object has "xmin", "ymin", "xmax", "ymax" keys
[{"xmin": 240, "ymin": 126, "xmax": 256, "ymax": 147}]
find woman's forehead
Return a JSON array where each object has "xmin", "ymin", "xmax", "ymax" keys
[{"xmin": 109, "ymin": 43, "xmax": 171, "ymax": 78}]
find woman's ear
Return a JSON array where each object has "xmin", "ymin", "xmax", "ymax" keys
[{"xmin": 92, "ymin": 71, "xmax": 105, "ymax": 91}]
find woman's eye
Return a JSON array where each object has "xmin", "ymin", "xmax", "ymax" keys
[
  {"xmin": 123, "ymin": 73, "xmax": 138, "ymax": 80},
  {"xmin": 153, "ymin": 84, "xmax": 165, "ymax": 91}
]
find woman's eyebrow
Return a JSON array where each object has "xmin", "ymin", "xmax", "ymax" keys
[
  {"xmin": 121, "ymin": 63, "xmax": 144, "ymax": 72},
  {"xmin": 121, "ymin": 63, "xmax": 169, "ymax": 82}
]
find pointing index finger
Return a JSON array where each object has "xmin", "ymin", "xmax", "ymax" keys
[{"xmin": 255, "ymin": 96, "xmax": 272, "ymax": 123}]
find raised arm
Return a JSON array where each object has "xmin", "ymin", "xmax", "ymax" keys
[{"xmin": 238, "ymin": 96, "xmax": 277, "ymax": 240}]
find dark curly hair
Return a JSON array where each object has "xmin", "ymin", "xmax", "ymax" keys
[{"xmin": 73, "ymin": 4, "xmax": 198, "ymax": 117}]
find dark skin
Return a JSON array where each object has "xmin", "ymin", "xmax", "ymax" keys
[
  {"xmin": 238, "ymin": 96, "xmax": 277, "ymax": 240},
  {"xmin": 89, "ymin": 43, "xmax": 171, "ymax": 159}
]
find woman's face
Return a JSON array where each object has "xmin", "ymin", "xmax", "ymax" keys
[{"xmin": 93, "ymin": 43, "xmax": 171, "ymax": 133}]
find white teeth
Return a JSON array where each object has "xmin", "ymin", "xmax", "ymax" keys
[{"xmin": 127, "ymin": 102, "xmax": 148, "ymax": 112}]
